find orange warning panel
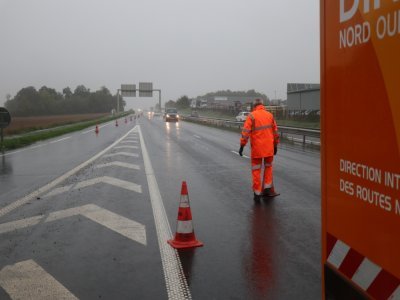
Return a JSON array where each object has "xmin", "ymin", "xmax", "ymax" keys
[{"xmin": 321, "ymin": 0, "xmax": 400, "ymax": 298}]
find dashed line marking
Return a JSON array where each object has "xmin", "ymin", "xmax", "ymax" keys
[
  {"xmin": 231, "ymin": 150, "xmax": 250, "ymax": 159},
  {"xmin": 50, "ymin": 136, "xmax": 71, "ymax": 144}
]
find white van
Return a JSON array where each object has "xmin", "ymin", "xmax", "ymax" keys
[{"xmin": 235, "ymin": 112, "xmax": 250, "ymax": 122}]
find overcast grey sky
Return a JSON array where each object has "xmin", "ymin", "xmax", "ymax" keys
[{"xmin": 0, "ymin": 0, "xmax": 320, "ymax": 110}]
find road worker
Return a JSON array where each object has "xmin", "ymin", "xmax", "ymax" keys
[{"xmin": 239, "ymin": 99, "xmax": 280, "ymax": 202}]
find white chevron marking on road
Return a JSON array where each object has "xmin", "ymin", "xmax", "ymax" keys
[
  {"xmin": 120, "ymin": 140, "xmax": 138, "ymax": 144},
  {"xmin": 44, "ymin": 185, "xmax": 73, "ymax": 198},
  {"xmin": 0, "ymin": 126, "xmax": 138, "ymax": 218},
  {"xmin": 94, "ymin": 161, "xmax": 140, "ymax": 170},
  {"xmin": 0, "ymin": 204, "xmax": 147, "ymax": 245},
  {"xmin": 75, "ymin": 176, "xmax": 142, "ymax": 193},
  {"xmin": 0, "ymin": 260, "xmax": 78, "ymax": 300},
  {"xmin": 43, "ymin": 176, "xmax": 141, "ymax": 198},
  {"xmin": 103, "ymin": 152, "xmax": 139, "ymax": 158},
  {"xmin": 114, "ymin": 145, "xmax": 139, "ymax": 150}
]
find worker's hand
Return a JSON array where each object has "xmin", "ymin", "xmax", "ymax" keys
[
  {"xmin": 274, "ymin": 145, "xmax": 278, "ymax": 155},
  {"xmin": 239, "ymin": 146, "xmax": 244, "ymax": 156}
]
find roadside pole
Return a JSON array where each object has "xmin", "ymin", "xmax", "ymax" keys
[{"xmin": 0, "ymin": 108, "xmax": 11, "ymax": 151}]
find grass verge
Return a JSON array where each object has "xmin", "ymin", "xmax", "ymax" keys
[{"xmin": 1, "ymin": 113, "xmax": 129, "ymax": 151}]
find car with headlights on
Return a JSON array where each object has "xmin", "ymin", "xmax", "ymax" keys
[{"xmin": 164, "ymin": 108, "xmax": 179, "ymax": 122}]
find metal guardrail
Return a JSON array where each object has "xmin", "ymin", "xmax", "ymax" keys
[{"xmin": 181, "ymin": 115, "xmax": 321, "ymax": 146}]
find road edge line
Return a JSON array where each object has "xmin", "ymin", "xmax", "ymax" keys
[{"xmin": 137, "ymin": 125, "xmax": 191, "ymax": 300}]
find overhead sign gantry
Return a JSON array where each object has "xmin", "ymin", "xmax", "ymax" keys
[{"xmin": 117, "ymin": 82, "xmax": 161, "ymax": 113}]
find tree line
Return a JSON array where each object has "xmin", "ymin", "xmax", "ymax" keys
[{"xmin": 4, "ymin": 85, "xmax": 125, "ymax": 116}]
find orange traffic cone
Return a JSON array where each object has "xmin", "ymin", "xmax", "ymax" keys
[
  {"xmin": 168, "ymin": 181, "xmax": 203, "ymax": 249},
  {"xmin": 115, "ymin": 120, "xmax": 119, "ymax": 127},
  {"xmin": 95, "ymin": 125, "xmax": 99, "ymax": 135}
]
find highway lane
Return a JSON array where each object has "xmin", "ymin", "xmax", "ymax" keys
[
  {"xmin": 141, "ymin": 115, "xmax": 321, "ymax": 299},
  {"xmin": 0, "ymin": 118, "xmax": 169, "ymax": 299},
  {"xmin": 0, "ymin": 119, "xmax": 135, "ymax": 208},
  {"xmin": 0, "ymin": 114, "xmax": 321, "ymax": 299}
]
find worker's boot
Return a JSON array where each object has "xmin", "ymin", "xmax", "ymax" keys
[
  {"xmin": 253, "ymin": 193, "xmax": 262, "ymax": 203},
  {"xmin": 263, "ymin": 188, "xmax": 279, "ymax": 197}
]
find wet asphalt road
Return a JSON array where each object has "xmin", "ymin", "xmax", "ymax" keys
[{"xmin": 0, "ymin": 115, "xmax": 321, "ymax": 299}]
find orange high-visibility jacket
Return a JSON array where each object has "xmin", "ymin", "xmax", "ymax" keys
[{"xmin": 240, "ymin": 105, "xmax": 280, "ymax": 158}]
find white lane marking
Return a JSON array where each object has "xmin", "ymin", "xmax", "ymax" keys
[
  {"xmin": 230, "ymin": 150, "xmax": 250, "ymax": 159},
  {"xmin": 193, "ymin": 135, "xmax": 201, "ymax": 139},
  {"xmin": 82, "ymin": 121, "xmax": 113, "ymax": 134},
  {"xmin": 74, "ymin": 176, "xmax": 142, "ymax": 193},
  {"xmin": 123, "ymin": 138, "xmax": 138, "ymax": 141},
  {"xmin": 114, "ymin": 145, "xmax": 139, "ymax": 149},
  {"xmin": 390, "ymin": 285, "xmax": 400, "ymax": 300},
  {"xmin": 0, "ymin": 215, "xmax": 43, "ymax": 234},
  {"xmin": 0, "ymin": 204, "xmax": 146, "ymax": 246},
  {"xmin": 103, "ymin": 152, "xmax": 139, "ymax": 158},
  {"xmin": 45, "ymin": 204, "xmax": 146, "ymax": 245},
  {"xmin": 29, "ymin": 144, "xmax": 46, "ymax": 149},
  {"xmin": 94, "ymin": 162, "xmax": 140, "ymax": 170},
  {"xmin": 0, "ymin": 143, "xmax": 46, "ymax": 157},
  {"xmin": 327, "ymin": 239, "xmax": 350, "ymax": 268},
  {"xmin": 50, "ymin": 136, "xmax": 71, "ymax": 144},
  {"xmin": 43, "ymin": 185, "xmax": 74, "ymax": 198},
  {"xmin": 138, "ymin": 125, "xmax": 191, "ymax": 299},
  {"xmin": 352, "ymin": 258, "xmax": 381, "ymax": 290},
  {"xmin": 82, "ymin": 128, "xmax": 94, "ymax": 134},
  {"xmin": 0, "ymin": 126, "xmax": 138, "ymax": 218},
  {"xmin": 0, "ymin": 260, "xmax": 78, "ymax": 300},
  {"xmin": 120, "ymin": 140, "xmax": 139, "ymax": 144},
  {"xmin": 43, "ymin": 176, "xmax": 141, "ymax": 198}
]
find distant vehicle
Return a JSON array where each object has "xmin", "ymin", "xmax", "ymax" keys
[
  {"xmin": 164, "ymin": 108, "xmax": 179, "ymax": 122},
  {"xmin": 235, "ymin": 111, "xmax": 250, "ymax": 122},
  {"xmin": 190, "ymin": 111, "xmax": 199, "ymax": 117}
]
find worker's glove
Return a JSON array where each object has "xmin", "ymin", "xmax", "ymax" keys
[
  {"xmin": 238, "ymin": 146, "xmax": 244, "ymax": 156},
  {"xmin": 274, "ymin": 145, "xmax": 278, "ymax": 156}
]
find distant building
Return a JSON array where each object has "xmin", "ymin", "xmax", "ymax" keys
[
  {"xmin": 287, "ymin": 83, "xmax": 320, "ymax": 110},
  {"xmin": 192, "ymin": 95, "xmax": 268, "ymax": 112}
]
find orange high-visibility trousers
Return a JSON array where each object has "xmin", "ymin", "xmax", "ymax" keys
[{"xmin": 251, "ymin": 156, "xmax": 273, "ymax": 195}]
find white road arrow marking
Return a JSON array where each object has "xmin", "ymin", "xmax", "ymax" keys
[
  {"xmin": 103, "ymin": 152, "xmax": 139, "ymax": 158},
  {"xmin": 43, "ymin": 176, "xmax": 141, "ymax": 198},
  {"xmin": 94, "ymin": 161, "xmax": 140, "ymax": 170},
  {"xmin": 114, "ymin": 145, "xmax": 139, "ymax": 150},
  {"xmin": 0, "ymin": 259, "xmax": 78, "ymax": 300},
  {"xmin": 0, "ymin": 204, "xmax": 147, "ymax": 245}
]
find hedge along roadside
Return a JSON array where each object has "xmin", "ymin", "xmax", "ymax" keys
[{"xmin": 1, "ymin": 112, "xmax": 130, "ymax": 151}]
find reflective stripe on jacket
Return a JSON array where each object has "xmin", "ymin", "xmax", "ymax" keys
[{"xmin": 240, "ymin": 105, "xmax": 279, "ymax": 158}]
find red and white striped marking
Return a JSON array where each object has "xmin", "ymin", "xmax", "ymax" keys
[{"xmin": 327, "ymin": 233, "xmax": 400, "ymax": 300}]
